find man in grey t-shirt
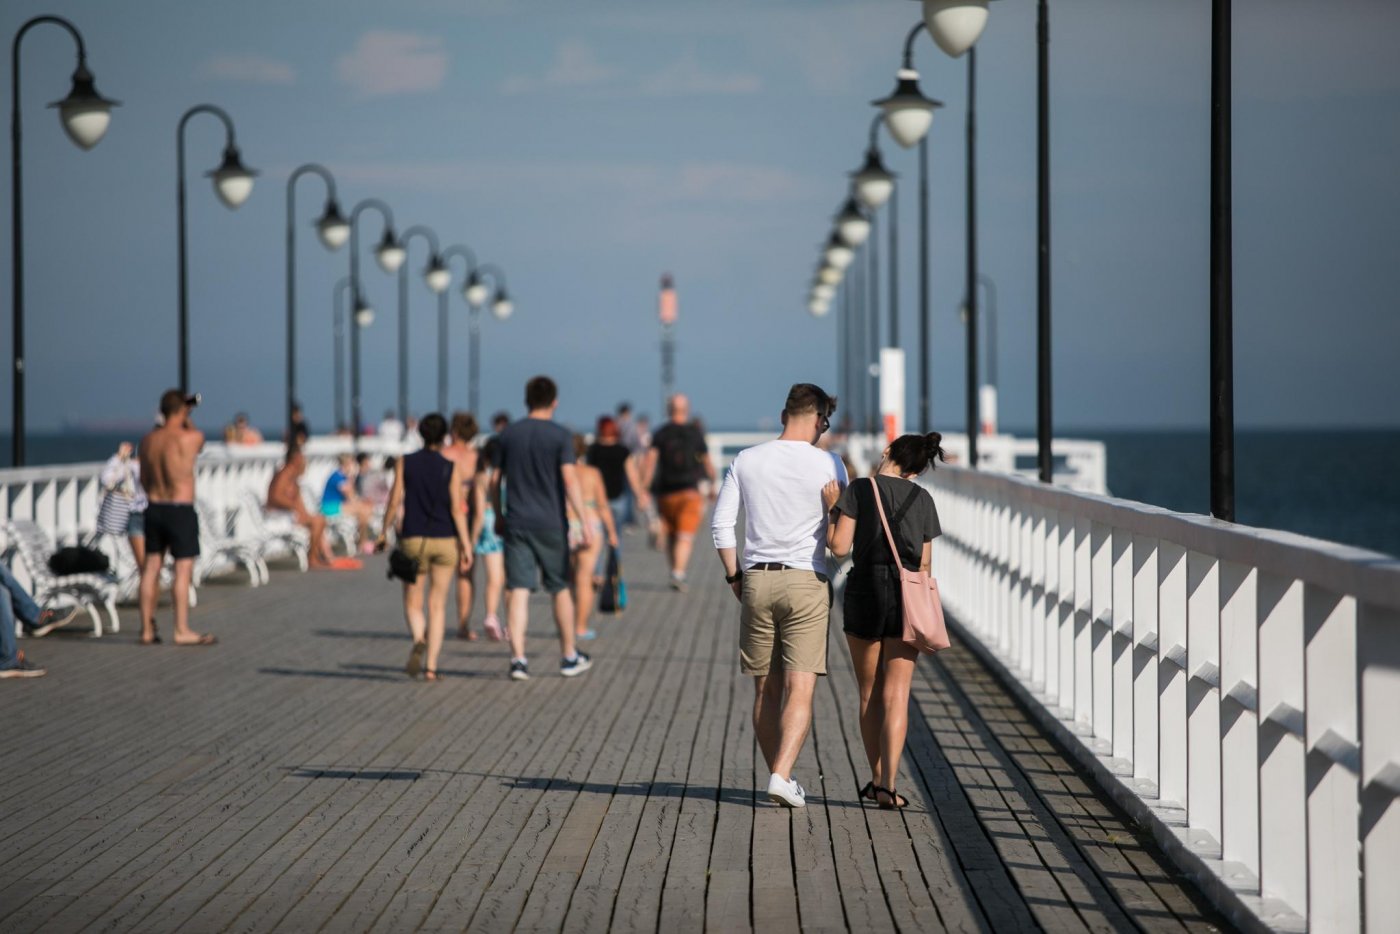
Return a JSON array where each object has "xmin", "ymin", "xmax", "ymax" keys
[{"xmin": 491, "ymin": 376, "xmax": 595, "ymax": 682}]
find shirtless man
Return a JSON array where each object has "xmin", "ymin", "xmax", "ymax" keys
[
  {"xmin": 138, "ymin": 389, "xmax": 216, "ymax": 646},
  {"xmin": 267, "ymin": 443, "xmax": 333, "ymax": 567}
]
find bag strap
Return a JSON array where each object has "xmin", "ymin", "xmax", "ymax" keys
[{"xmin": 868, "ymin": 477, "xmax": 904, "ymax": 568}]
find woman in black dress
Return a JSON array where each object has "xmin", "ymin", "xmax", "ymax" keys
[{"xmin": 821, "ymin": 432, "xmax": 945, "ymax": 809}]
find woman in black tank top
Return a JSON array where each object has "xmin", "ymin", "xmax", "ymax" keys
[{"xmin": 377, "ymin": 414, "xmax": 475, "ymax": 681}]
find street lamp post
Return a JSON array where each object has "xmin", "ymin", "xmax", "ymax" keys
[
  {"xmin": 333, "ymin": 276, "xmax": 351, "ymax": 430},
  {"xmin": 1036, "ymin": 0, "xmax": 1053, "ymax": 483},
  {"xmin": 964, "ymin": 47, "xmax": 979, "ymax": 466},
  {"xmin": 873, "ymin": 24, "xmax": 943, "ymax": 434},
  {"xmin": 347, "ymin": 199, "xmax": 405, "ymax": 440},
  {"xmin": 465, "ymin": 264, "xmax": 512, "ymax": 415},
  {"xmin": 10, "ymin": 15, "xmax": 117, "ymax": 466},
  {"xmin": 1210, "ymin": 0, "xmax": 1234, "ymax": 520},
  {"xmin": 286, "ymin": 163, "xmax": 348, "ymax": 440},
  {"xmin": 177, "ymin": 104, "xmax": 257, "ymax": 392},
  {"xmin": 438, "ymin": 245, "xmax": 479, "ymax": 413},
  {"xmin": 395, "ymin": 225, "xmax": 440, "ymax": 422}
]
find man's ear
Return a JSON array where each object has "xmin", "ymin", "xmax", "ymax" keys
[{"xmin": 780, "ymin": 411, "xmax": 789, "ymax": 425}]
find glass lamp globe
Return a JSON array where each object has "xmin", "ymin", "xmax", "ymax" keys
[
  {"xmin": 923, "ymin": 0, "xmax": 992, "ymax": 58},
  {"xmin": 824, "ymin": 234, "xmax": 854, "ymax": 270},
  {"xmin": 872, "ymin": 69, "xmax": 941, "ymax": 149},
  {"xmin": 491, "ymin": 291, "xmax": 514, "ymax": 320},
  {"xmin": 818, "ymin": 265, "xmax": 842, "ymax": 286},
  {"xmin": 424, "ymin": 258, "xmax": 452, "ymax": 294},
  {"xmin": 464, "ymin": 275, "xmax": 490, "ymax": 307},
  {"xmin": 808, "ymin": 298, "xmax": 830, "ymax": 318},
  {"xmin": 208, "ymin": 145, "xmax": 257, "ymax": 209},
  {"xmin": 353, "ymin": 302, "xmax": 374, "ymax": 328},
  {"xmin": 813, "ymin": 282, "xmax": 836, "ymax": 302},
  {"xmin": 835, "ymin": 198, "xmax": 872, "ymax": 247},
  {"xmin": 48, "ymin": 65, "xmax": 118, "ymax": 151},
  {"xmin": 851, "ymin": 149, "xmax": 895, "ymax": 210},
  {"xmin": 375, "ymin": 231, "xmax": 406, "ymax": 273},
  {"xmin": 315, "ymin": 201, "xmax": 350, "ymax": 250}
]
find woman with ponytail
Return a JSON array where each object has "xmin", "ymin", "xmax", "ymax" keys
[{"xmin": 820, "ymin": 432, "xmax": 946, "ymax": 809}]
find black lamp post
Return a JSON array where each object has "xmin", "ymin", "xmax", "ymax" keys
[
  {"xmin": 177, "ymin": 104, "xmax": 257, "ymax": 392},
  {"xmin": 395, "ymin": 224, "xmax": 440, "ymax": 422},
  {"xmin": 10, "ymin": 15, "xmax": 117, "ymax": 467},
  {"xmin": 333, "ymin": 276, "xmax": 351, "ymax": 430},
  {"xmin": 437, "ymin": 244, "xmax": 480, "ymax": 413},
  {"xmin": 347, "ymin": 198, "xmax": 405, "ymax": 440},
  {"xmin": 463, "ymin": 264, "xmax": 512, "ymax": 415},
  {"xmin": 286, "ymin": 163, "xmax": 348, "ymax": 440},
  {"xmin": 1210, "ymin": 0, "xmax": 1234, "ymax": 521},
  {"xmin": 873, "ymin": 24, "xmax": 944, "ymax": 435}
]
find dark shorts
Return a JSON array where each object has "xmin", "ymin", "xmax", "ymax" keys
[
  {"xmin": 842, "ymin": 564, "xmax": 904, "ymax": 642},
  {"xmin": 504, "ymin": 527, "xmax": 569, "ymax": 594},
  {"xmin": 145, "ymin": 503, "xmax": 200, "ymax": 560}
]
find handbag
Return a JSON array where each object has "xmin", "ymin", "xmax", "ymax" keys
[
  {"xmin": 869, "ymin": 478, "xmax": 950, "ymax": 654},
  {"xmin": 597, "ymin": 546, "xmax": 626, "ymax": 614},
  {"xmin": 386, "ymin": 536, "xmax": 427, "ymax": 584},
  {"xmin": 49, "ymin": 545, "xmax": 111, "ymax": 576},
  {"xmin": 96, "ymin": 491, "xmax": 133, "ymax": 536}
]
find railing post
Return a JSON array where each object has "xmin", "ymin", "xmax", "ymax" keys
[
  {"xmin": 1111, "ymin": 528, "xmax": 1134, "ymax": 763},
  {"xmin": 1186, "ymin": 551, "xmax": 1222, "ymax": 853},
  {"xmin": 1090, "ymin": 520, "xmax": 1113, "ymax": 743},
  {"xmin": 1359, "ymin": 602, "xmax": 1400, "ymax": 930},
  {"xmin": 1304, "ymin": 587, "xmax": 1360, "ymax": 931},
  {"xmin": 1219, "ymin": 561, "xmax": 1259, "ymax": 883},
  {"xmin": 1158, "ymin": 542, "xmax": 1188, "ymax": 811},
  {"xmin": 1073, "ymin": 515, "xmax": 1092, "ymax": 727},
  {"xmin": 1031, "ymin": 506, "xmax": 1048, "ymax": 691},
  {"xmin": 1258, "ymin": 574, "xmax": 1306, "ymax": 916},
  {"xmin": 1132, "ymin": 534, "xmax": 1160, "ymax": 791}
]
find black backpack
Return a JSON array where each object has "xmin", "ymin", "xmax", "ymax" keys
[{"xmin": 48, "ymin": 545, "xmax": 111, "ymax": 576}]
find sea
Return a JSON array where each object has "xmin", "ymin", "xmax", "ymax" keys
[{"xmin": 2, "ymin": 428, "xmax": 1397, "ymax": 559}]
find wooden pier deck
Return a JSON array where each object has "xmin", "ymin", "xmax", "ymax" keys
[{"xmin": 2, "ymin": 528, "xmax": 1227, "ymax": 933}]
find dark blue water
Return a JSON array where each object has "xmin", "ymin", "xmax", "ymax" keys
[
  {"xmin": 1088, "ymin": 429, "xmax": 1400, "ymax": 559},
  {"xmin": 4, "ymin": 430, "xmax": 1397, "ymax": 558}
]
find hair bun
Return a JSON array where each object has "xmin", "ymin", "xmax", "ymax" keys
[{"xmin": 925, "ymin": 432, "xmax": 947, "ymax": 464}]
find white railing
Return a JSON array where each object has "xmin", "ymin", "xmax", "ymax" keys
[
  {"xmin": 0, "ymin": 437, "xmax": 404, "ymax": 584},
  {"xmin": 707, "ymin": 431, "xmax": 1108, "ymax": 495},
  {"xmin": 927, "ymin": 465, "xmax": 1400, "ymax": 933}
]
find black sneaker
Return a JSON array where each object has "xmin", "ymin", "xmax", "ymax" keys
[
  {"xmin": 0, "ymin": 658, "xmax": 47, "ymax": 679},
  {"xmin": 509, "ymin": 659, "xmax": 530, "ymax": 681},
  {"xmin": 560, "ymin": 652, "xmax": 592, "ymax": 677}
]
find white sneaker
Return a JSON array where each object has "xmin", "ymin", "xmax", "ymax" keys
[{"xmin": 766, "ymin": 772, "xmax": 806, "ymax": 808}]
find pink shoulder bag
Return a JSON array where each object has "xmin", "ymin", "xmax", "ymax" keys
[{"xmin": 869, "ymin": 478, "xmax": 950, "ymax": 654}]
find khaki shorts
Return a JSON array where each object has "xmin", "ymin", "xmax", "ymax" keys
[
  {"xmin": 399, "ymin": 536, "xmax": 459, "ymax": 571},
  {"xmin": 740, "ymin": 568, "xmax": 831, "ymax": 676}
]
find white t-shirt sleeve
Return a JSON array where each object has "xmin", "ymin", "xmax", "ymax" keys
[{"xmin": 711, "ymin": 456, "xmax": 741, "ymax": 550}]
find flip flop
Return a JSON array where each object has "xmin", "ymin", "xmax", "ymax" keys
[
  {"xmin": 873, "ymin": 785, "xmax": 908, "ymax": 810},
  {"xmin": 406, "ymin": 641, "xmax": 426, "ymax": 678},
  {"xmin": 858, "ymin": 781, "xmax": 877, "ymax": 804},
  {"xmin": 173, "ymin": 634, "xmax": 218, "ymax": 647},
  {"xmin": 330, "ymin": 557, "xmax": 363, "ymax": 570},
  {"xmin": 483, "ymin": 616, "xmax": 503, "ymax": 642}
]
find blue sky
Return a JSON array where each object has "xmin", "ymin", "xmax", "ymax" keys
[{"xmin": 3, "ymin": 0, "xmax": 1397, "ymax": 434}]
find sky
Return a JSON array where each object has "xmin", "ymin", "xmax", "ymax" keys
[{"xmin": 2, "ymin": 0, "xmax": 1398, "ymax": 436}]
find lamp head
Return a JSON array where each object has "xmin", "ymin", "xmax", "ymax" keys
[
  {"xmin": 851, "ymin": 148, "xmax": 896, "ymax": 210},
  {"xmin": 823, "ymin": 232, "xmax": 855, "ymax": 270},
  {"xmin": 464, "ymin": 272, "xmax": 490, "ymax": 307},
  {"xmin": 424, "ymin": 255, "xmax": 452, "ymax": 294},
  {"xmin": 808, "ymin": 297, "xmax": 831, "ymax": 318},
  {"xmin": 922, "ymin": 0, "xmax": 992, "ymax": 58},
  {"xmin": 48, "ymin": 63, "xmax": 119, "ymax": 151},
  {"xmin": 813, "ymin": 282, "xmax": 836, "ymax": 302},
  {"xmin": 315, "ymin": 200, "xmax": 350, "ymax": 250},
  {"xmin": 835, "ymin": 197, "xmax": 872, "ymax": 248},
  {"xmin": 817, "ymin": 264, "xmax": 842, "ymax": 286},
  {"xmin": 207, "ymin": 143, "xmax": 257, "ymax": 209},
  {"xmin": 353, "ymin": 298, "xmax": 374, "ymax": 328},
  {"xmin": 375, "ymin": 229, "xmax": 407, "ymax": 273},
  {"xmin": 871, "ymin": 69, "xmax": 942, "ymax": 149},
  {"xmin": 491, "ymin": 289, "xmax": 514, "ymax": 321}
]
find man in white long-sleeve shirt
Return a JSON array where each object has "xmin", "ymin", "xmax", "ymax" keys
[{"xmin": 712, "ymin": 383, "xmax": 847, "ymax": 808}]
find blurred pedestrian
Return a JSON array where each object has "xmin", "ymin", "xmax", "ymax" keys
[
  {"xmin": 642, "ymin": 393, "xmax": 715, "ymax": 592},
  {"xmin": 442, "ymin": 412, "xmax": 481, "ymax": 640},
  {"xmin": 98, "ymin": 441, "xmax": 147, "ymax": 571},
  {"xmin": 570, "ymin": 434, "xmax": 618, "ymax": 642}
]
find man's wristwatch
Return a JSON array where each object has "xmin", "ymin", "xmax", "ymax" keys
[{"xmin": 725, "ymin": 569, "xmax": 743, "ymax": 584}]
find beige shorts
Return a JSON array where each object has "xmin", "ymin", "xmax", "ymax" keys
[
  {"xmin": 739, "ymin": 567, "xmax": 831, "ymax": 676},
  {"xmin": 400, "ymin": 536, "xmax": 459, "ymax": 571}
]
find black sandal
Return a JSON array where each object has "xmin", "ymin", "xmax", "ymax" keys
[
  {"xmin": 873, "ymin": 785, "xmax": 908, "ymax": 810},
  {"xmin": 858, "ymin": 781, "xmax": 878, "ymax": 804}
]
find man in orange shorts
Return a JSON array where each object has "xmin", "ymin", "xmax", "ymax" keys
[{"xmin": 642, "ymin": 393, "xmax": 715, "ymax": 592}]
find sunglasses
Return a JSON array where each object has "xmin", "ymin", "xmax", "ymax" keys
[{"xmin": 818, "ymin": 413, "xmax": 831, "ymax": 434}]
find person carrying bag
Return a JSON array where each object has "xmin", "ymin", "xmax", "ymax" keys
[{"xmin": 822, "ymin": 431, "xmax": 948, "ymax": 811}]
